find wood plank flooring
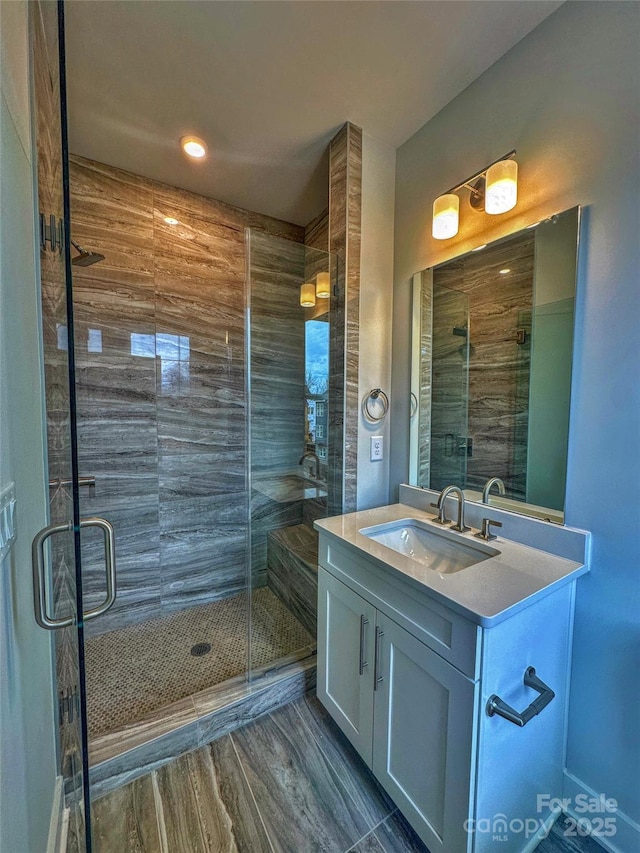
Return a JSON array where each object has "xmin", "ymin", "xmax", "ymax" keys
[{"xmin": 87, "ymin": 695, "xmax": 605, "ymax": 853}]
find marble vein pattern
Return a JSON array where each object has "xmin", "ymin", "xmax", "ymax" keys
[
  {"xmin": 425, "ymin": 231, "xmax": 534, "ymax": 499},
  {"xmin": 232, "ymin": 701, "xmax": 378, "ymax": 851},
  {"xmin": 267, "ymin": 522, "xmax": 319, "ymax": 635},
  {"xmin": 417, "ymin": 270, "xmax": 433, "ymax": 489},
  {"xmin": 155, "ymin": 740, "xmax": 272, "ymax": 853},
  {"xmin": 305, "ymin": 208, "xmax": 330, "ymax": 252},
  {"xmin": 69, "ymin": 155, "xmax": 306, "ymax": 633},
  {"xmin": 87, "ymin": 692, "xmax": 602, "ymax": 853},
  {"xmin": 88, "ymin": 695, "xmax": 425, "ymax": 853},
  {"xmin": 328, "ymin": 122, "xmax": 362, "ymax": 513},
  {"xmin": 89, "ymin": 774, "xmax": 163, "ymax": 852},
  {"xmin": 89, "ymin": 658, "xmax": 316, "ymax": 800}
]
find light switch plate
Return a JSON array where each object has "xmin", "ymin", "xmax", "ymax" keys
[{"xmin": 370, "ymin": 436, "xmax": 384, "ymax": 461}]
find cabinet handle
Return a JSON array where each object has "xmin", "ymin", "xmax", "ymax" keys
[
  {"xmin": 359, "ymin": 615, "xmax": 369, "ymax": 675},
  {"xmin": 486, "ymin": 667, "xmax": 555, "ymax": 727},
  {"xmin": 374, "ymin": 626, "xmax": 384, "ymax": 690}
]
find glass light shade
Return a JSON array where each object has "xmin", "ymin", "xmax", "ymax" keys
[
  {"xmin": 485, "ymin": 159, "xmax": 518, "ymax": 214},
  {"xmin": 316, "ymin": 271, "xmax": 330, "ymax": 299},
  {"xmin": 432, "ymin": 194, "xmax": 459, "ymax": 240},
  {"xmin": 300, "ymin": 282, "xmax": 316, "ymax": 307}
]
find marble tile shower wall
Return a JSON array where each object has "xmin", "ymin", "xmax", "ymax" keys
[
  {"xmin": 430, "ymin": 232, "xmax": 534, "ymax": 498},
  {"xmin": 328, "ymin": 123, "xmax": 362, "ymax": 514},
  {"xmin": 69, "ymin": 156, "xmax": 303, "ymax": 637},
  {"xmin": 248, "ymin": 232, "xmax": 307, "ymax": 586}
]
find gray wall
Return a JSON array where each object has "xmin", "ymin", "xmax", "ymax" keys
[
  {"xmin": 391, "ymin": 1, "xmax": 640, "ymax": 840},
  {"xmin": 0, "ymin": 2, "xmax": 58, "ymax": 850}
]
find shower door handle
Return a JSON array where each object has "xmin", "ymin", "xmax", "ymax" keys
[
  {"xmin": 80, "ymin": 518, "xmax": 117, "ymax": 622},
  {"xmin": 32, "ymin": 516, "xmax": 117, "ymax": 630}
]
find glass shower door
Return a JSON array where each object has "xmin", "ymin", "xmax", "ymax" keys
[
  {"xmin": 429, "ymin": 285, "xmax": 470, "ymax": 491},
  {"xmin": 246, "ymin": 229, "xmax": 338, "ymax": 681},
  {"xmin": 30, "ymin": 2, "xmax": 93, "ymax": 848}
]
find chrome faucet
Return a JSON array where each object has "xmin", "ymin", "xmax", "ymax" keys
[
  {"xmin": 299, "ymin": 451, "xmax": 320, "ymax": 479},
  {"xmin": 431, "ymin": 485, "xmax": 470, "ymax": 533},
  {"xmin": 482, "ymin": 477, "xmax": 505, "ymax": 504}
]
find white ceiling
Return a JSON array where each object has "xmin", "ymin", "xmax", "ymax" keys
[{"xmin": 65, "ymin": 0, "xmax": 563, "ymax": 225}]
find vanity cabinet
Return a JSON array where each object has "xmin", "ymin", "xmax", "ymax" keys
[
  {"xmin": 317, "ymin": 534, "xmax": 578, "ymax": 853},
  {"xmin": 318, "ymin": 571, "xmax": 376, "ymax": 763},
  {"xmin": 319, "ymin": 568, "xmax": 476, "ymax": 853}
]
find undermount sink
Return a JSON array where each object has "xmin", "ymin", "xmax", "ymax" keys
[{"xmin": 359, "ymin": 518, "xmax": 499, "ymax": 574}]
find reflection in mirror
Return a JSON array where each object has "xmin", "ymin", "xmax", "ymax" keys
[{"xmin": 409, "ymin": 206, "xmax": 580, "ymax": 523}]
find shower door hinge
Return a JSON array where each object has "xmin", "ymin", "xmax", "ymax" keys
[
  {"xmin": 58, "ymin": 686, "xmax": 79, "ymax": 726},
  {"xmin": 40, "ymin": 213, "xmax": 64, "ymax": 254}
]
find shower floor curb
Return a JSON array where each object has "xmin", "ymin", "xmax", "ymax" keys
[{"xmin": 89, "ymin": 650, "xmax": 316, "ymax": 799}]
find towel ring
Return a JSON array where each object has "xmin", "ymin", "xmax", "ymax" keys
[
  {"xmin": 363, "ymin": 388, "xmax": 389, "ymax": 422},
  {"xmin": 410, "ymin": 392, "xmax": 418, "ymax": 417}
]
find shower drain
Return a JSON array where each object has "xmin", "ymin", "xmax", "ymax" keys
[{"xmin": 190, "ymin": 642, "xmax": 212, "ymax": 657}]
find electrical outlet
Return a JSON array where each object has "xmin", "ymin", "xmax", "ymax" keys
[{"xmin": 370, "ymin": 436, "xmax": 384, "ymax": 461}]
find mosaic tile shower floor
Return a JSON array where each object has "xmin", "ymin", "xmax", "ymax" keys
[{"xmin": 85, "ymin": 588, "xmax": 313, "ymax": 739}]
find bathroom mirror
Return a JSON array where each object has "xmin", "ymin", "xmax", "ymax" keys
[{"xmin": 409, "ymin": 206, "xmax": 580, "ymax": 523}]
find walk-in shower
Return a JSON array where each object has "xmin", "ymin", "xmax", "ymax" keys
[{"xmin": 66, "ymin": 154, "xmax": 341, "ymax": 781}]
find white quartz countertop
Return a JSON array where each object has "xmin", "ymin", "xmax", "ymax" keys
[{"xmin": 314, "ymin": 503, "xmax": 589, "ymax": 627}]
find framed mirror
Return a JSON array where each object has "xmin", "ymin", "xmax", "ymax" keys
[{"xmin": 409, "ymin": 206, "xmax": 580, "ymax": 523}]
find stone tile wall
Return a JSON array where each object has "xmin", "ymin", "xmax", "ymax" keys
[
  {"xmin": 69, "ymin": 156, "xmax": 304, "ymax": 635},
  {"xmin": 327, "ymin": 123, "xmax": 362, "ymax": 514},
  {"xmin": 429, "ymin": 231, "xmax": 534, "ymax": 498}
]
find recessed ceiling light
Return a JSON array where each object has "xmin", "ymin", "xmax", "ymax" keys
[
  {"xmin": 164, "ymin": 217, "xmax": 179, "ymax": 225},
  {"xmin": 499, "ymin": 268, "xmax": 511, "ymax": 275},
  {"xmin": 180, "ymin": 135, "xmax": 207, "ymax": 159}
]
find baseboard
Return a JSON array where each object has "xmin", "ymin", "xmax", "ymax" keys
[
  {"xmin": 563, "ymin": 770, "xmax": 640, "ymax": 853},
  {"xmin": 521, "ymin": 806, "xmax": 562, "ymax": 853},
  {"xmin": 46, "ymin": 776, "xmax": 65, "ymax": 853}
]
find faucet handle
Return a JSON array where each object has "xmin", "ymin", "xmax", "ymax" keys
[
  {"xmin": 429, "ymin": 502, "xmax": 450, "ymax": 526},
  {"xmin": 475, "ymin": 517, "xmax": 502, "ymax": 541}
]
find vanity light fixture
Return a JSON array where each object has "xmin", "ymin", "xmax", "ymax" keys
[
  {"xmin": 432, "ymin": 194, "xmax": 460, "ymax": 240},
  {"xmin": 316, "ymin": 271, "xmax": 330, "ymax": 299},
  {"xmin": 300, "ymin": 282, "xmax": 316, "ymax": 308},
  {"xmin": 180, "ymin": 135, "xmax": 207, "ymax": 159},
  {"xmin": 432, "ymin": 150, "xmax": 517, "ymax": 240},
  {"xmin": 485, "ymin": 158, "xmax": 518, "ymax": 214}
]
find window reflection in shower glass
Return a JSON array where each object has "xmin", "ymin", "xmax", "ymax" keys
[
  {"xmin": 305, "ymin": 318, "xmax": 329, "ymax": 481},
  {"xmin": 156, "ymin": 334, "xmax": 191, "ymax": 390},
  {"xmin": 87, "ymin": 329, "xmax": 102, "ymax": 353},
  {"xmin": 130, "ymin": 332, "xmax": 155, "ymax": 358}
]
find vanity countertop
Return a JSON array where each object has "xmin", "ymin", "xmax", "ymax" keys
[{"xmin": 314, "ymin": 503, "xmax": 589, "ymax": 627}]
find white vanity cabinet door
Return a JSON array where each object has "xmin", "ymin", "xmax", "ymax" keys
[
  {"xmin": 372, "ymin": 612, "xmax": 477, "ymax": 853},
  {"xmin": 317, "ymin": 568, "xmax": 376, "ymax": 766}
]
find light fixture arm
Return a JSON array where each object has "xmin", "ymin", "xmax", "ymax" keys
[{"xmin": 441, "ymin": 150, "xmax": 516, "ymax": 197}]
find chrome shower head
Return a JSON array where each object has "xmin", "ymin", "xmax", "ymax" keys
[{"xmin": 71, "ymin": 239, "xmax": 105, "ymax": 267}]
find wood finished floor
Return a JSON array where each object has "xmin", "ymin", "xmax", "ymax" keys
[{"xmin": 87, "ymin": 695, "xmax": 606, "ymax": 853}]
